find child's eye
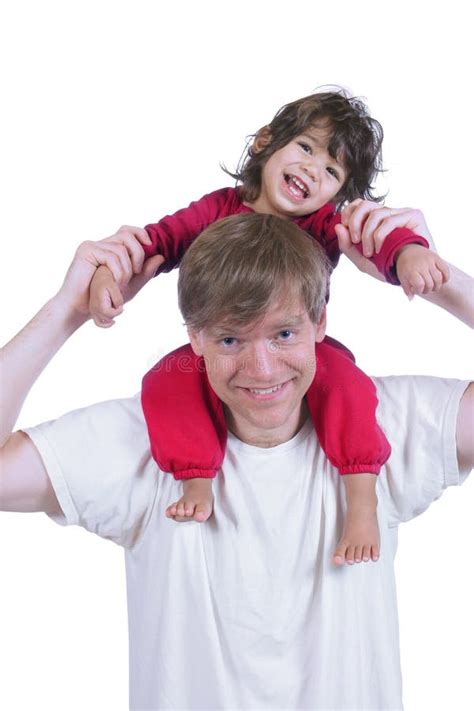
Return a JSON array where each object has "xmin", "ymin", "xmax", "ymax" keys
[
  {"xmin": 327, "ymin": 166, "xmax": 340, "ymax": 180},
  {"xmin": 298, "ymin": 142, "xmax": 311, "ymax": 154}
]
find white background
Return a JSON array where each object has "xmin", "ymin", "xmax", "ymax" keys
[{"xmin": 1, "ymin": 1, "xmax": 473, "ymax": 709}]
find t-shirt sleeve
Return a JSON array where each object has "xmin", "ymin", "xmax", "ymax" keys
[
  {"xmin": 372, "ymin": 375, "xmax": 471, "ymax": 527},
  {"xmin": 23, "ymin": 395, "xmax": 160, "ymax": 549}
]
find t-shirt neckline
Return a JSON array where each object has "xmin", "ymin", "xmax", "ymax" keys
[{"xmin": 227, "ymin": 417, "xmax": 314, "ymax": 456}]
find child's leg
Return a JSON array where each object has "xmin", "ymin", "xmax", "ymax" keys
[
  {"xmin": 142, "ymin": 343, "xmax": 227, "ymax": 523},
  {"xmin": 166, "ymin": 478, "xmax": 214, "ymax": 523},
  {"xmin": 305, "ymin": 337, "xmax": 390, "ymax": 565},
  {"xmin": 334, "ymin": 473, "xmax": 379, "ymax": 565},
  {"xmin": 142, "ymin": 343, "xmax": 227, "ymax": 478}
]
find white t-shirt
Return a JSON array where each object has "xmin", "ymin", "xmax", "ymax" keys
[{"xmin": 24, "ymin": 375, "xmax": 470, "ymax": 711}]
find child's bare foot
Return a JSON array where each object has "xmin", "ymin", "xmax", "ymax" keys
[
  {"xmin": 333, "ymin": 474, "xmax": 380, "ymax": 566},
  {"xmin": 166, "ymin": 478, "xmax": 214, "ymax": 523}
]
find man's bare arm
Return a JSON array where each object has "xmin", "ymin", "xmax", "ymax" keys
[
  {"xmin": 1, "ymin": 432, "xmax": 61, "ymax": 514},
  {"xmin": 0, "ymin": 291, "xmax": 88, "ymax": 514},
  {"xmin": 0, "ymin": 296, "xmax": 89, "ymax": 448},
  {"xmin": 457, "ymin": 383, "xmax": 474, "ymax": 471},
  {"xmin": 421, "ymin": 264, "xmax": 474, "ymax": 328},
  {"xmin": 0, "ymin": 239, "xmax": 163, "ymax": 513}
]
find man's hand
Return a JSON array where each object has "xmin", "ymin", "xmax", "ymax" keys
[
  {"xmin": 395, "ymin": 244, "xmax": 450, "ymax": 298},
  {"xmin": 338, "ymin": 199, "xmax": 436, "ymax": 257},
  {"xmin": 56, "ymin": 227, "xmax": 163, "ymax": 321}
]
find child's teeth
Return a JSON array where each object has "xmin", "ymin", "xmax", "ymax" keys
[{"xmin": 289, "ymin": 176, "xmax": 307, "ymax": 195}]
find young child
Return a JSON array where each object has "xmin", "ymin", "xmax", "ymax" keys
[{"xmin": 89, "ymin": 90, "xmax": 449, "ymax": 566}]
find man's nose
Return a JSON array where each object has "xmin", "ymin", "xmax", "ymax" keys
[{"xmin": 242, "ymin": 341, "xmax": 277, "ymax": 379}]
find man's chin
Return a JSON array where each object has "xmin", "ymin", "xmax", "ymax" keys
[{"xmin": 225, "ymin": 401, "xmax": 306, "ymax": 445}]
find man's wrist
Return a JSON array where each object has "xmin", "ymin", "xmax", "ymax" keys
[{"xmin": 48, "ymin": 292, "xmax": 91, "ymax": 334}]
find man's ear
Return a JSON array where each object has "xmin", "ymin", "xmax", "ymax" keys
[
  {"xmin": 252, "ymin": 126, "xmax": 272, "ymax": 154},
  {"xmin": 314, "ymin": 306, "xmax": 327, "ymax": 343},
  {"xmin": 187, "ymin": 328, "xmax": 203, "ymax": 356}
]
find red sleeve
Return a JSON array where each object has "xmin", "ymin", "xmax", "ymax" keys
[
  {"xmin": 143, "ymin": 188, "xmax": 235, "ymax": 274},
  {"xmin": 296, "ymin": 204, "xmax": 342, "ymax": 269},
  {"xmin": 307, "ymin": 206, "xmax": 430, "ymax": 285},
  {"xmin": 141, "ymin": 344, "xmax": 227, "ymax": 479},
  {"xmin": 305, "ymin": 338, "xmax": 392, "ymax": 474}
]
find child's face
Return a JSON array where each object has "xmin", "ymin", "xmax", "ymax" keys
[{"xmin": 250, "ymin": 126, "xmax": 347, "ymax": 218}]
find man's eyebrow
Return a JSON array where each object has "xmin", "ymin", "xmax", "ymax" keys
[{"xmin": 270, "ymin": 315, "xmax": 307, "ymax": 330}]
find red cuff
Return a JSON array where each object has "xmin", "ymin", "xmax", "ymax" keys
[
  {"xmin": 365, "ymin": 228, "xmax": 430, "ymax": 285},
  {"xmin": 339, "ymin": 465, "xmax": 381, "ymax": 475},
  {"xmin": 173, "ymin": 468, "xmax": 218, "ymax": 481}
]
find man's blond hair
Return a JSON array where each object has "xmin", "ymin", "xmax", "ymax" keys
[{"xmin": 178, "ymin": 213, "xmax": 331, "ymax": 331}]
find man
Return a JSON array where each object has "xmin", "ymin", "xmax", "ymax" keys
[{"xmin": 1, "ymin": 212, "xmax": 473, "ymax": 710}]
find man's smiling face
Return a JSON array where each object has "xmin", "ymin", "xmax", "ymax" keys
[
  {"xmin": 189, "ymin": 293, "xmax": 326, "ymax": 448},
  {"xmin": 249, "ymin": 125, "xmax": 347, "ymax": 218}
]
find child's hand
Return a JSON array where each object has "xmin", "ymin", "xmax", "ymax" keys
[
  {"xmin": 89, "ymin": 265, "xmax": 125, "ymax": 328},
  {"xmin": 85, "ymin": 224, "xmax": 165, "ymax": 327},
  {"xmin": 395, "ymin": 244, "xmax": 450, "ymax": 299},
  {"xmin": 88, "ymin": 250, "xmax": 165, "ymax": 327}
]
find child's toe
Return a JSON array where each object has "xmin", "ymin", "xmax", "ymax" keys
[
  {"xmin": 332, "ymin": 541, "xmax": 348, "ymax": 566},
  {"xmin": 193, "ymin": 503, "xmax": 212, "ymax": 523},
  {"xmin": 345, "ymin": 546, "xmax": 356, "ymax": 565}
]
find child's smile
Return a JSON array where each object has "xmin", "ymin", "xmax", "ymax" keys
[{"xmin": 284, "ymin": 173, "xmax": 310, "ymax": 200}]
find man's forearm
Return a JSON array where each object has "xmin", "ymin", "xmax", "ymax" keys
[
  {"xmin": 0, "ymin": 235, "xmax": 163, "ymax": 448},
  {"xmin": 456, "ymin": 383, "xmax": 474, "ymax": 471},
  {"xmin": 421, "ymin": 263, "xmax": 474, "ymax": 328},
  {"xmin": 0, "ymin": 296, "xmax": 87, "ymax": 446}
]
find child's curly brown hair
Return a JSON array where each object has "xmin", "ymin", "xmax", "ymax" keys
[{"xmin": 223, "ymin": 88, "xmax": 384, "ymax": 210}]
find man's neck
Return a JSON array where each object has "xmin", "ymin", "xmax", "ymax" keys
[{"xmin": 224, "ymin": 402, "xmax": 309, "ymax": 448}]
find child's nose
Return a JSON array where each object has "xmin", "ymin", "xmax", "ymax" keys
[{"xmin": 301, "ymin": 159, "xmax": 320, "ymax": 183}]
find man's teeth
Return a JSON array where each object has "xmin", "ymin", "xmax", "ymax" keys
[{"xmin": 248, "ymin": 384, "xmax": 283, "ymax": 395}]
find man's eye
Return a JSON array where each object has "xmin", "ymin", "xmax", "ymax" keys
[
  {"xmin": 222, "ymin": 337, "xmax": 236, "ymax": 346},
  {"xmin": 278, "ymin": 330, "xmax": 293, "ymax": 340}
]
